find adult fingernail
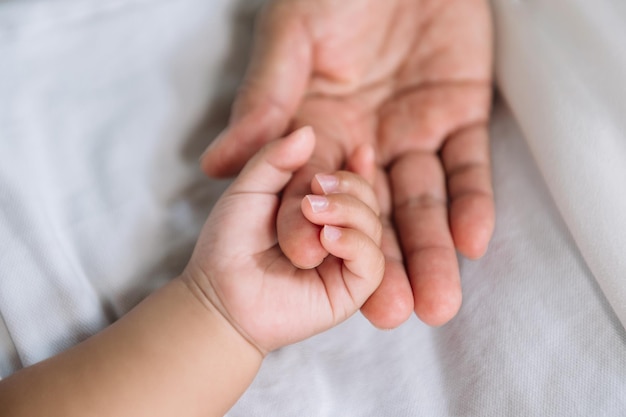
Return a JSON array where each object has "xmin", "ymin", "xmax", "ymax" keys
[
  {"xmin": 323, "ymin": 225, "xmax": 342, "ymax": 242},
  {"xmin": 315, "ymin": 174, "xmax": 339, "ymax": 194},
  {"xmin": 306, "ymin": 195, "xmax": 329, "ymax": 213}
]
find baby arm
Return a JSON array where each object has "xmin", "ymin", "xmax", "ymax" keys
[{"xmin": 0, "ymin": 127, "xmax": 384, "ymax": 416}]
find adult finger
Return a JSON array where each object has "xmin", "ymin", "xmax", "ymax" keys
[
  {"xmin": 277, "ymin": 164, "xmax": 332, "ymax": 269},
  {"xmin": 277, "ymin": 128, "xmax": 346, "ymax": 269},
  {"xmin": 441, "ymin": 123, "xmax": 494, "ymax": 259},
  {"xmin": 390, "ymin": 151, "xmax": 462, "ymax": 327},
  {"xmin": 360, "ymin": 169, "xmax": 414, "ymax": 329},
  {"xmin": 201, "ymin": 2, "xmax": 312, "ymax": 177}
]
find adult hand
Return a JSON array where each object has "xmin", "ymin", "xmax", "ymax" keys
[{"xmin": 201, "ymin": 0, "xmax": 494, "ymax": 328}]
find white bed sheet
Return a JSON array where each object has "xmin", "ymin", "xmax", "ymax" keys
[
  {"xmin": 1, "ymin": 0, "xmax": 625, "ymax": 414},
  {"xmin": 0, "ymin": 0, "xmax": 258, "ymax": 372},
  {"xmin": 493, "ymin": 0, "xmax": 626, "ymax": 334}
]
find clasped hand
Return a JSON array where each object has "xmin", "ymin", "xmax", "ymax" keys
[
  {"xmin": 186, "ymin": 128, "xmax": 384, "ymax": 353},
  {"xmin": 201, "ymin": 0, "xmax": 495, "ymax": 328}
]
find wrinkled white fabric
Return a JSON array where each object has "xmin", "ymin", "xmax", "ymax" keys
[
  {"xmin": 0, "ymin": 0, "xmax": 625, "ymax": 415},
  {"xmin": 492, "ymin": 0, "xmax": 626, "ymax": 330},
  {"xmin": 0, "ymin": 0, "xmax": 261, "ymax": 372}
]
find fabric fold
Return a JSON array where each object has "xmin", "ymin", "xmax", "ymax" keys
[{"xmin": 492, "ymin": 0, "xmax": 626, "ymax": 327}]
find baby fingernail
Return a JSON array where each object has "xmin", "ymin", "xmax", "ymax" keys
[
  {"xmin": 323, "ymin": 225, "xmax": 342, "ymax": 242},
  {"xmin": 306, "ymin": 195, "xmax": 329, "ymax": 213},
  {"xmin": 315, "ymin": 174, "xmax": 339, "ymax": 194}
]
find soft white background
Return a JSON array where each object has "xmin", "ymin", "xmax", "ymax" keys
[{"xmin": 1, "ymin": 0, "xmax": 625, "ymax": 414}]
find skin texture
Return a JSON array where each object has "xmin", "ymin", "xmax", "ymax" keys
[
  {"xmin": 0, "ymin": 128, "xmax": 385, "ymax": 416},
  {"xmin": 188, "ymin": 127, "xmax": 385, "ymax": 353},
  {"xmin": 201, "ymin": 0, "xmax": 495, "ymax": 327}
]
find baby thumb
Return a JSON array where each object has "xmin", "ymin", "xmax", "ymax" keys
[{"xmin": 227, "ymin": 127, "xmax": 315, "ymax": 196}]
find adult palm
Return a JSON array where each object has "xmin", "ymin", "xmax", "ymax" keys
[{"xmin": 201, "ymin": 0, "xmax": 494, "ymax": 327}]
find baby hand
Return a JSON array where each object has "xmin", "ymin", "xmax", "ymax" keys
[{"xmin": 183, "ymin": 127, "xmax": 384, "ymax": 354}]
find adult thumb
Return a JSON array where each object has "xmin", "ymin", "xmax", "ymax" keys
[{"xmin": 201, "ymin": 4, "xmax": 312, "ymax": 178}]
